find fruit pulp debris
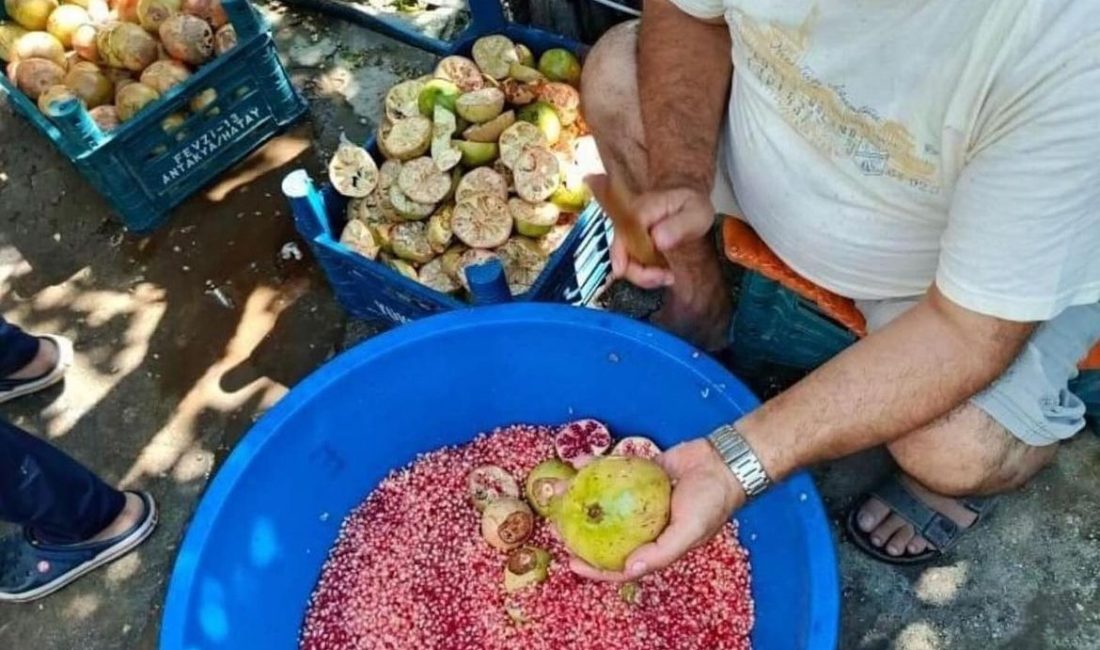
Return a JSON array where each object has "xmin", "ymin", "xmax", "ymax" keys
[{"xmin": 300, "ymin": 424, "xmax": 754, "ymax": 650}]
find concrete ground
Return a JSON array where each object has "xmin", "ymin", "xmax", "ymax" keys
[{"xmin": 0, "ymin": 6, "xmax": 1097, "ymax": 649}]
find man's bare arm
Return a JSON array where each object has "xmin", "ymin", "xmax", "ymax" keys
[
  {"xmin": 739, "ymin": 288, "xmax": 1036, "ymax": 480},
  {"xmin": 639, "ymin": 0, "xmax": 731, "ymax": 193}
]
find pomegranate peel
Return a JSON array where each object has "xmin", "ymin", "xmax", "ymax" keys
[
  {"xmin": 466, "ymin": 464, "xmax": 519, "ymax": 512},
  {"xmin": 480, "ymin": 496, "xmax": 534, "ymax": 551},
  {"xmin": 503, "ymin": 545, "xmax": 550, "ymax": 592},
  {"xmin": 553, "ymin": 418, "xmax": 611, "ymax": 467},
  {"xmin": 610, "ymin": 436, "xmax": 661, "ymax": 459},
  {"xmin": 523, "ymin": 458, "xmax": 574, "ymax": 517}
]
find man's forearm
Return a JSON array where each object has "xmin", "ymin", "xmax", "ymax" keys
[
  {"xmin": 639, "ymin": 0, "xmax": 731, "ymax": 192},
  {"xmin": 736, "ymin": 288, "xmax": 1035, "ymax": 481}
]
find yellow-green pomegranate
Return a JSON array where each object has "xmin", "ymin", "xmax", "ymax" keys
[
  {"xmin": 11, "ymin": 29, "xmax": 65, "ymax": 65},
  {"xmin": 4, "ymin": 0, "xmax": 58, "ymax": 31},
  {"xmin": 551, "ymin": 456, "xmax": 671, "ymax": 572},
  {"xmin": 0, "ymin": 22, "xmax": 29, "ymax": 62},
  {"xmin": 45, "ymin": 3, "xmax": 87, "ymax": 47}
]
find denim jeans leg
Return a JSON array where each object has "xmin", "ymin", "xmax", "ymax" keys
[{"xmin": 0, "ymin": 317, "xmax": 39, "ymax": 378}]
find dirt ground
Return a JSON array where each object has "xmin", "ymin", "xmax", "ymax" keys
[{"xmin": 0, "ymin": 6, "xmax": 1098, "ymax": 649}]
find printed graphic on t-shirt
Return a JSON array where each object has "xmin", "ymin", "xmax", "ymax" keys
[{"xmin": 729, "ymin": 7, "xmax": 941, "ymax": 194}]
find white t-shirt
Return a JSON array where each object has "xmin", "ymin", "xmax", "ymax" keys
[{"xmin": 672, "ymin": 0, "xmax": 1100, "ymax": 321}]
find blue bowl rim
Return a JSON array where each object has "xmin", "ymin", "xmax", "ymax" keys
[{"xmin": 160, "ymin": 303, "xmax": 840, "ymax": 648}]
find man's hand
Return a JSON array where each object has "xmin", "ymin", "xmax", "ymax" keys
[
  {"xmin": 589, "ymin": 176, "xmax": 732, "ymax": 349},
  {"xmin": 590, "ymin": 175, "xmax": 715, "ymax": 289},
  {"xmin": 568, "ymin": 438, "xmax": 745, "ymax": 582}
]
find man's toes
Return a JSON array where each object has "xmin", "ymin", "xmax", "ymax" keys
[
  {"xmin": 869, "ymin": 513, "xmax": 909, "ymax": 548},
  {"xmin": 907, "ymin": 536, "xmax": 930, "ymax": 555},
  {"xmin": 857, "ymin": 498, "xmax": 892, "ymax": 533},
  {"xmin": 886, "ymin": 525, "xmax": 916, "ymax": 556}
]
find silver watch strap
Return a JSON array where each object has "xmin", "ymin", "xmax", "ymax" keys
[{"xmin": 707, "ymin": 424, "xmax": 771, "ymax": 498}]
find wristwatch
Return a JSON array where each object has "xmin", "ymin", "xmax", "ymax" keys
[{"xmin": 707, "ymin": 424, "xmax": 771, "ymax": 498}]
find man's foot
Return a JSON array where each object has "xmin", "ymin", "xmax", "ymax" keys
[
  {"xmin": 847, "ymin": 474, "xmax": 994, "ymax": 564},
  {"xmin": 0, "ymin": 334, "xmax": 73, "ymax": 404},
  {"xmin": 0, "ymin": 491, "xmax": 158, "ymax": 603}
]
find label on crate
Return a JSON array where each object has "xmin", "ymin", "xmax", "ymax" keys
[
  {"xmin": 150, "ymin": 105, "xmax": 267, "ymax": 189},
  {"xmin": 373, "ymin": 301, "xmax": 411, "ymax": 324}
]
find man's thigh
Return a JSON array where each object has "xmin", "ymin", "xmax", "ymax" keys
[
  {"xmin": 585, "ymin": 20, "xmax": 739, "ymax": 216},
  {"xmin": 858, "ymin": 299, "xmax": 1100, "ymax": 446}
]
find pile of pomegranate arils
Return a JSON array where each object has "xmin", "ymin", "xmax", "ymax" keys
[{"xmin": 300, "ymin": 419, "xmax": 754, "ymax": 650}]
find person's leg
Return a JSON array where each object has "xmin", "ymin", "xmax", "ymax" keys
[
  {"xmin": 583, "ymin": 21, "xmax": 733, "ymax": 349},
  {"xmin": 856, "ymin": 405, "xmax": 1056, "ymax": 556},
  {"xmin": 0, "ymin": 317, "xmax": 72, "ymax": 403},
  {"xmin": 0, "ymin": 417, "xmax": 125, "ymax": 544},
  {"xmin": 582, "ymin": 21, "xmax": 649, "ymax": 193},
  {"xmin": 855, "ymin": 302, "xmax": 1100, "ymax": 558},
  {"xmin": 0, "ymin": 317, "xmax": 42, "ymax": 378}
]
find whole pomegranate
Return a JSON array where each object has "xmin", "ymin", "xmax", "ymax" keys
[
  {"xmin": 64, "ymin": 62, "xmax": 113, "ymax": 107},
  {"xmin": 70, "ymin": 23, "xmax": 99, "ymax": 63},
  {"xmin": 88, "ymin": 104, "xmax": 120, "ymax": 132},
  {"xmin": 4, "ymin": 0, "xmax": 58, "ymax": 31},
  {"xmin": 115, "ymin": 80, "xmax": 158, "ymax": 121},
  {"xmin": 180, "ymin": 0, "xmax": 226, "ymax": 28},
  {"xmin": 37, "ymin": 82, "xmax": 77, "ymax": 113},
  {"xmin": 139, "ymin": 58, "xmax": 189, "ymax": 93},
  {"xmin": 102, "ymin": 22, "xmax": 158, "ymax": 71},
  {"xmin": 158, "ymin": 13, "xmax": 212, "ymax": 65},
  {"xmin": 551, "ymin": 456, "xmax": 671, "ymax": 571},
  {"xmin": 136, "ymin": 0, "xmax": 180, "ymax": 33},
  {"xmin": 12, "ymin": 56, "xmax": 65, "ymax": 99}
]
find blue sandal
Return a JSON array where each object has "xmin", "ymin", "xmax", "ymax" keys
[
  {"xmin": 0, "ymin": 491, "xmax": 157, "ymax": 602},
  {"xmin": 846, "ymin": 477, "xmax": 995, "ymax": 566}
]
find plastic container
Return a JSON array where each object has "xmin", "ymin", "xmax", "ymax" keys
[
  {"xmin": 0, "ymin": 0, "xmax": 307, "ymax": 233},
  {"xmin": 161, "ymin": 304, "xmax": 840, "ymax": 649}
]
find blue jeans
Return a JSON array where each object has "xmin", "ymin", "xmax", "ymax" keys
[
  {"xmin": 0, "ymin": 318, "xmax": 124, "ymax": 544},
  {"xmin": 0, "ymin": 317, "xmax": 39, "ymax": 378}
]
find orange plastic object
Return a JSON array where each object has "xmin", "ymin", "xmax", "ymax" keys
[
  {"xmin": 722, "ymin": 218, "xmax": 867, "ymax": 336},
  {"xmin": 1081, "ymin": 344, "xmax": 1100, "ymax": 370}
]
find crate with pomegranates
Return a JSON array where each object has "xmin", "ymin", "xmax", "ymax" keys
[
  {"xmin": 285, "ymin": 21, "xmax": 613, "ymax": 325},
  {"xmin": 0, "ymin": 0, "xmax": 305, "ymax": 232}
]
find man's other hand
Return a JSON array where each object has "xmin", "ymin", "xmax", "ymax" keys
[{"xmin": 567, "ymin": 438, "xmax": 745, "ymax": 582}]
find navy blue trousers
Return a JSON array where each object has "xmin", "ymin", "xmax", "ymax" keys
[{"xmin": 0, "ymin": 318, "xmax": 124, "ymax": 544}]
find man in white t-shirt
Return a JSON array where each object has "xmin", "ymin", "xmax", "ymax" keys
[{"xmin": 573, "ymin": 0, "xmax": 1100, "ymax": 573}]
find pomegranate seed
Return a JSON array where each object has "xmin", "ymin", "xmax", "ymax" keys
[{"xmin": 300, "ymin": 425, "xmax": 754, "ymax": 649}]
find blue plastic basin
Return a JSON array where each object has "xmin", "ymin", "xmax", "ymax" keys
[{"xmin": 161, "ymin": 304, "xmax": 839, "ymax": 649}]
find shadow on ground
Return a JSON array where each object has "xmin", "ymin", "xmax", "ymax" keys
[{"xmin": 0, "ymin": 113, "xmax": 346, "ymax": 649}]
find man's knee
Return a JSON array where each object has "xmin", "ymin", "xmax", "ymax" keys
[
  {"xmin": 886, "ymin": 406, "xmax": 1056, "ymax": 497},
  {"xmin": 581, "ymin": 20, "xmax": 639, "ymax": 130}
]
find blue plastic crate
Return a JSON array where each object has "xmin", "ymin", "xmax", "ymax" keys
[
  {"xmin": 0, "ymin": 0, "xmax": 307, "ymax": 233},
  {"xmin": 284, "ymin": 13, "xmax": 613, "ymax": 325}
]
